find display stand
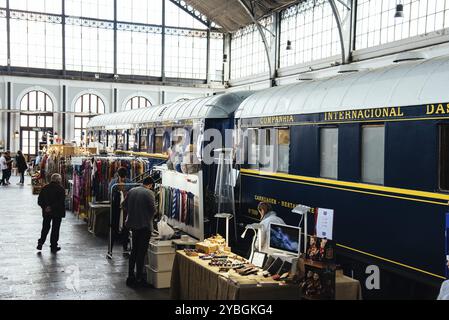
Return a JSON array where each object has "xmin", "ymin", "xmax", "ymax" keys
[
  {"xmin": 214, "ymin": 148, "xmax": 237, "ymax": 242},
  {"xmin": 156, "ymin": 166, "xmax": 204, "ymax": 241},
  {"xmin": 292, "ymin": 204, "xmax": 311, "ymax": 254},
  {"xmin": 214, "ymin": 213, "xmax": 233, "ymax": 247}
]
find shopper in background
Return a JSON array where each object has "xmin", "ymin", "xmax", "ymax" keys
[
  {"xmin": 109, "ymin": 167, "xmax": 132, "ymax": 253},
  {"xmin": 34, "ymin": 151, "xmax": 42, "ymax": 168},
  {"xmin": 168, "ymin": 136, "xmax": 184, "ymax": 173},
  {"xmin": 256, "ymin": 202, "xmax": 286, "ymax": 253},
  {"xmin": 123, "ymin": 176, "xmax": 156, "ymax": 287},
  {"xmin": 0, "ymin": 152, "xmax": 7, "ymax": 186},
  {"xmin": 4, "ymin": 151, "xmax": 12, "ymax": 185},
  {"xmin": 15, "ymin": 150, "xmax": 28, "ymax": 185},
  {"xmin": 37, "ymin": 173, "xmax": 66, "ymax": 253},
  {"xmin": 108, "ymin": 166, "xmax": 131, "ymax": 197}
]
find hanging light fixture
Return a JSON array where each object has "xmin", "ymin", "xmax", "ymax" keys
[
  {"xmin": 286, "ymin": 40, "xmax": 292, "ymax": 50},
  {"xmin": 395, "ymin": 2, "xmax": 404, "ymax": 18}
]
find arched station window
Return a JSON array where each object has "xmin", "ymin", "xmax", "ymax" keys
[
  {"xmin": 125, "ymin": 96, "xmax": 152, "ymax": 110},
  {"xmin": 20, "ymin": 90, "xmax": 54, "ymax": 158},
  {"xmin": 74, "ymin": 93, "xmax": 105, "ymax": 144}
]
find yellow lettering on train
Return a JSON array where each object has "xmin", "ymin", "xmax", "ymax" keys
[
  {"xmin": 345, "ymin": 110, "xmax": 351, "ymax": 119},
  {"xmin": 436, "ymin": 104, "xmax": 446, "ymax": 114},
  {"xmin": 389, "ymin": 108, "xmax": 397, "ymax": 117},
  {"xmin": 364, "ymin": 110, "xmax": 370, "ymax": 118}
]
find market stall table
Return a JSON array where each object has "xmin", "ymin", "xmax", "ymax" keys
[
  {"xmin": 335, "ymin": 270, "xmax": 362, "ymax": 300},
  {"xmin": 170, "ymin": 250, "xmax": 301, "ymax": 300}
]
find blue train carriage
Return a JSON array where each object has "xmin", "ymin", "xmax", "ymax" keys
[
  {"xmin": 87, "ymin": 92, "xmax": 253, "ymax": 235},
  {"xmin": 234, "ymin": 55, "xmax": 449, "ymax": 299}
]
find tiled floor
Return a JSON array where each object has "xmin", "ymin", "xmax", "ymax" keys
[{"xmin": 0, "ymin": 175, "xmax": 169, "ymax": 300}]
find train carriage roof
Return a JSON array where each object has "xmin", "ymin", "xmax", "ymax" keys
[
  {"xmin": 87, "ymin": 91, "xmax": 253, "ymax": 130},
  {"xmin": 235, "ymin": 55, "xmax": 449, "ymax": 119}
]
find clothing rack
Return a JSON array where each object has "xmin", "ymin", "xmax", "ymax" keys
[{"xmin": 72, "ymin": 156, "xmax": 152, "ymax": 215}]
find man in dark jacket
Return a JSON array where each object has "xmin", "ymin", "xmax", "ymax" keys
[
  {"xmin": 37, "ymin": 173, "xmax": 66, "ymax": 253},
  {"xmin": 15, "ymin": 150, "xmax": 28, "ymax": 185},
  {"xmin": 123, "ymin": 177, "xmax": 156, "ymax": 287}
]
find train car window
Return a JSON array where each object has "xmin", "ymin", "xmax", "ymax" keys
[
  {"xmin": 320, "ymin": 127, "xmax": 338, "ymax": 179},
  {"xmin": 361, "ymin": 125, "xmax": 385, "ymax": 185},
  {"xmin": 259, "ymin": 128, "xmax": 273, "ymax": 171},
  {"xmin": 117, "ymin": 131, "xmax": 125, "ymax": 150},
  {"xmin": 277, "ymin": 128, "xmax": 290, "ymax": 173},
  {"xmin": 140, "ymin": 129, "xmax": 148, "ymax": 152},
  {"xmin": 155, "ymin": 128, "xmax": 164, "ymax": 154},
  {"xmin": 247, "ymin": 128, "xmax": 259, "ymax": 169},
  {"xmin": 128, "ymin": 129, "xmax": 136, "ymax": 151},
  {"xmin": 108, "ymin": 131, "xmax": 115, "ymax": 149},
  {"xmin": 439, "ymin": 125, "xmax": 449, "ymax": 190}
]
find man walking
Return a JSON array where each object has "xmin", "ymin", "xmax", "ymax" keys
[
  {"xmin": 4, "ymin": 151, "xmax": 12, "ymax": 185},
  {"xmin": 37, "ymin": 173, "xmax": 66, "ymax": 253},
  {"xmin": 0, "ymin": 152, "xmax": 7, "ymax": 186},
  {"xmin": 123, "ymin": 177, "xmax": 156, "ymax": 287},
  {"xmin": 15, "ymin": 150, "xmax": 28, "ymax": 185}
]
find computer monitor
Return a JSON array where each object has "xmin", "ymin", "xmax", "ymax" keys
[{"xmin": 269, "ymin": 223, "xmax": 301, "ymax": 256}]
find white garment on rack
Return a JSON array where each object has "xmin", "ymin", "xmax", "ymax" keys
[
  {"xmin": 119, "ymin": 191, "xmax": 125, "ymax": 232},
  {"xmin": 91, "ymin": 160, "xmax": 97, "ymax": 180}
]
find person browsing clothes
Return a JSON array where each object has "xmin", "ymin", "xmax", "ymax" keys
[
  {"xmin": 123, "ymin": 177, "xmax": 156, "ymax": 287},
  {"xmin": 108, "ymin": 167, "xmax": 132, "ymax": 252}
]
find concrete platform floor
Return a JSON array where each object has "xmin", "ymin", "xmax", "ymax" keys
[{"xmin": 0, "ymin": 175, "xmax": 170, "ymax": 300}]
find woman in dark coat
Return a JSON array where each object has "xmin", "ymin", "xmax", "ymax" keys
[{"xmin": 15, "ymin": 150, "xmax": 28, "ymax": 185}]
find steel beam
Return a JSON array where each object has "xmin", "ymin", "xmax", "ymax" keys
[
  {"xmin": 113, "ymin": 0, "xmax": 117, "ymax": 75},
  {"xmin": 6, "ymin": 0, "xmax": 10, "ymax": 71},
  {"xmin": 62, "ymin": 0, "xmax": 66, "ymax": 75},
  {"xmin": 168, "ymin": 0, "xmax": 210, "ymax": 28},
  {"xmin": 162, "ymin": 0, "xmax": 166, "ymax": 82},
  {"xmin": 62, "ymin": 85, "xmax": 66, "ymax": 140},
  {"xmin": 206, "ymin": 22, "xmax": 211, "ymax": 84},
  {"xmin": 237, "ymin": 0, "xmax": 275, "ymax": 86},
  {"xmin": 328, "ymin": 0, "xmax": 352, "ymax": 64},
  {"xmin": 6, "ymin": 82, "xmax": 11, "ymax": 150}
]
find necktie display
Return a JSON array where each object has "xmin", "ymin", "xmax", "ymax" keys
[{"xmin": 159, "ymin": 185, "xmax": 198, "ymax": 227}]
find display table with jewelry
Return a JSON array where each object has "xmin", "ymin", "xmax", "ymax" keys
[
  {"xmin": 170, "ymin": 249, "xmax": 302, "ymax": 300},
  {"xmin": 170, "ymin": 235, "xmax": 302, "ymax": 300},
  {"xmin": 170, "ymin": 234, "xmax": 362, "ymax": 300}
]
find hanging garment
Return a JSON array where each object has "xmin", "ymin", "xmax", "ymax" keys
[
  {"xmin": 166, "ymin": 187, "xmax": 172, "ymax": 217},
  {"xmin": 194, "ymin": 193, "xmax": 200, "ymax": 228},
  {"xmin": 171, "ymin": 188, "xmax": 179, "ymax": 220},
  {"xmin": 180, "ymin": 191, "xmax": 188, "ymax": 224},
  {"xmin": 119, "ymin": 190, "xmax": 125, "ymax": 232},
  {"xmin": 186, "ymin": 192, "xmax": 195, "ymax": 227}
]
